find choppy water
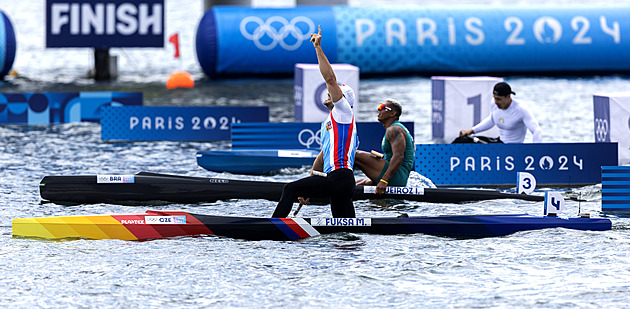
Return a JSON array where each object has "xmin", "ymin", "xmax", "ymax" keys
[
  {"xmin": 2, "ymin": 76, "xmax": 630, "ymax": 308},
  {"xmin": 2, "ymin": 0, "xmax": 630, "ymax": 308}
]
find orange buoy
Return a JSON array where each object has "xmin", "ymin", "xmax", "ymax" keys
[{"xmin": 166, "ymin": 71, "xmax": 194, "ymax": 89}]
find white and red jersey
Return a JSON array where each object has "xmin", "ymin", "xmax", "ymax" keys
[{"xmin": 320, "ymin": 96, "xmax": 358, "ymax": 173}]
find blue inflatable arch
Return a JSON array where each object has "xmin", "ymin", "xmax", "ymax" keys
[{"xmin": 196, "ymin": 6, "xmax": 630, "ymax": 77}]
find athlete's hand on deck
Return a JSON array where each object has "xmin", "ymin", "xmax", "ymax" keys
[
  {"xmin": 298, "ymin": 197, "xmax": 310, "ymax": 204},
  {"xmin": 310, "ymin": 25, "xmax": 321, "ymax": 48},
  {"xmin": 375, "ymin": 181, "xmax": 387, "ymax": 195},
  {"xmin": 459, "ymin": 129, "xmax": 473, "ymax": 137}
]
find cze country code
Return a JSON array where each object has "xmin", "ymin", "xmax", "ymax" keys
[
  {"xmin": 129, "ymin": 116, "xmax": 241, "ymax": 131},
  {"xmin": 145, "ymin": 216, "xmax": 187, "ymax": 225}
]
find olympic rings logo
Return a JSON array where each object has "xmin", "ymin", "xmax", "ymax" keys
[
  {"xmin": 313, "ymin": 82, "xmax": 333, "ymax": 113},
  {"xmin": 298, "ymin": 128, "xmax": 321, "ymax": 148},
  {"xmin": 239, "ymin": 16, "xmax": 315, "ymax": 51},
  {"xmin": 595, "ymin": 118, "xmax": 609, "ymax": 142}
]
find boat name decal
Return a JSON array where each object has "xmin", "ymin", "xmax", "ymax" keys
[
  {"xmin": 120, "ymin": 219, "xmax": 145, "ymax": 225},
  {"xmin": 145, "ymin": 216, "xmax": 187, "ymax": 224},
  {"xmin": 97, "ymin": 175, "xmax": 135, "ymax": 184},
  {"xmin": 208, "ymin": 179, "xmax": 229, "ymax": 184},
  {"xmin": 311, "ymin": 218, "xmax": 372, "ymax": 226},
  {"xmin": 363, "ymin": 186, "xmax": 424, "ymax": 195},
  {"xmin": 278, "ymin": 150, "xmax": 316, "ymax": 158}
]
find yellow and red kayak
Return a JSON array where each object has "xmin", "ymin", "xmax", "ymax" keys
[{"xmin": 12, "ymin": 210, "xmax": 611, "ymax": 241}]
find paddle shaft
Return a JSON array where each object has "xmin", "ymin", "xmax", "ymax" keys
[{"xmin": 291, "ymin": 201, "xmax": 306, "ymax": 217}]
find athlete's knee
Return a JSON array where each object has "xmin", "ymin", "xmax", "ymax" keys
[
  {"xmin": 356, "ymin": 177, "xmax": 373, "ymax": 185},
  {"xmin": 283, "ymin": 182, "xmax": 298, "ymax": 191}
]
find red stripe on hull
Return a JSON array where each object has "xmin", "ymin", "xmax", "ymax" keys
[
  {"xmin": 279, "ymin": 218, "xmax": 311, "ymax": 238},
  {"xmin": 147, "ymin": 210, "xmax": 215, "ymax": 237},
  {"xmin": 112, "ymin": 211, "xmax": 214, "ymax": 240},
  {"xmin": 111, "ymin": 214, "xmax": 163, "ymax": 239}
]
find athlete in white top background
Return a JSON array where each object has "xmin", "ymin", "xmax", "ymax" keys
[{"xmin": 460, "ymin": 82, "xmax": 543, "ymax": 143}]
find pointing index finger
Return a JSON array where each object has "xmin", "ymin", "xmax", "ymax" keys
[{"xmin": 318, "ymin": 25, "xmax": 321, "ymax": 35}]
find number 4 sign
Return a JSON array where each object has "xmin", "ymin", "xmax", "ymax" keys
[{"xmin": 544, "ymin": 192, "xmax": 565, "ymax": 216}]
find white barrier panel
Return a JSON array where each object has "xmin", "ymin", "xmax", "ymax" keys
[
  {"xmin": 594, "ymin": 93, "xmax": 630, "ymax": 165},
  {"xmin": 431, "ymin": 76, "xmax": 502, "ymax": 142},
  {"xmin": 294, "ymin": 63, "xmax": 359, "ymax": 122}
]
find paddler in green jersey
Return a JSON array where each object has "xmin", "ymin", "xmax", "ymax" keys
[{"xmin": 355, "ymin": 99, "xmax": 415, "ymax": 195}]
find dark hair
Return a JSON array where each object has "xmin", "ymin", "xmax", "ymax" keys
[
  {"xmin": 385, "ymin": 98, "xmax": 402, "ymax": 117},
  {"xmin": 493, "ymin": 82, "xmax": 516, "ymax": 96}
]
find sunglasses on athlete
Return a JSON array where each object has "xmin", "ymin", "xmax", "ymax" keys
[{"xmin": 377, "ymin": 104, "xmax": 392, "ymax": 112}]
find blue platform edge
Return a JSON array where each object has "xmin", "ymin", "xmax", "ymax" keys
[{"xmin": 415, "ymin": 142, "xmax": 618, "ymax": 187}]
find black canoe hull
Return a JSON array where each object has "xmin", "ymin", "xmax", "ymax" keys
[{"xmin": 39, "ymin": 172, "xmax": 544, "ymax": 205}]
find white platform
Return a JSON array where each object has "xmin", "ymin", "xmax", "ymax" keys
[
  {"xmin": 594, "ymin": 93, "xmax": 630, "ymax": 165},
  {"xmin": 431, "ymin": 76, "xmax": 502, "ymax": 142},
  {"xmin": 294, "ymin": 63, "xmax": 359, "ymax": 122}
]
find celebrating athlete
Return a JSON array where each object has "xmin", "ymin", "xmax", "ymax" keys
[{"xmin": 272, "ymin": 25, "xmax": 359, "ymax": 218}]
